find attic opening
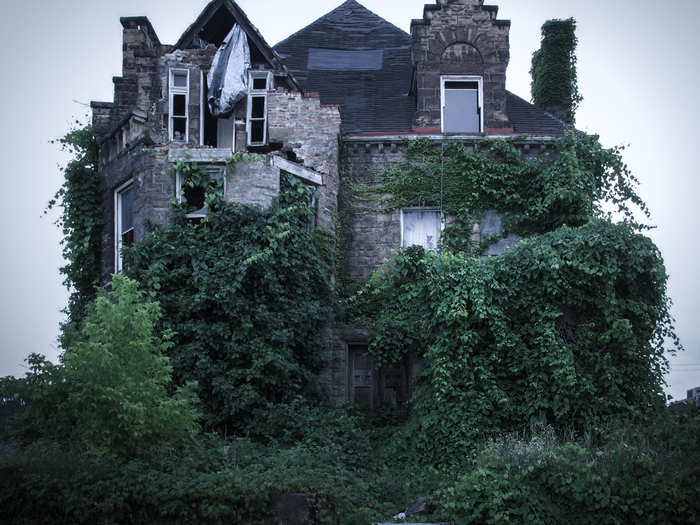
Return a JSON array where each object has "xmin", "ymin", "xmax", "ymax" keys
[{"xmin": 185, "ymin": 6, "xmax": 267, "ymax": 64}]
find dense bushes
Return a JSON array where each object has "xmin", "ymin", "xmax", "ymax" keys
[
  {"xmin": 125, "ymin": 174, "xmax": 333, "ymax": 433},
  {"xmin": 352, "ymin": 221, "xmax": 675, "ymax": 464},
  {"xmin": 432, "ymin": 413, "xmax": 700, "ymax": 524}
]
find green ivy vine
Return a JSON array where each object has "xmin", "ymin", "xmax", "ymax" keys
[
  {"xmin": 46, "ymin": 123, "xmax": 101, "ymax": 345},
  {"xmin": 124, "ymin": 174, "xmax": 334, "ymax": 433}
]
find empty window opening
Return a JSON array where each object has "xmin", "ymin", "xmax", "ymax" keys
[
  {"xmin": 114, "ymin": 181, "xmax": 135, "ymax": 273},
  {"xmin": 441, "ymin": 75, "xmax": 483, "ymax": 134},
  {"xmin": 401, "ymin": 208, "xmax": 442, "ymax": 250},
  {"xmin": 169, "ymin": 69, "xmax": 189, "ymax": 142},
  {"xmin": 247, "ymin": 71, "xmax": 272, "ymax": 147},
  {"xmin": 202, "ymin": 71, "xmax": 235, "ymax": 150}
]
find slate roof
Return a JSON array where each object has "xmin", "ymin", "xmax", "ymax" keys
[
  {"xmin": 274, "ymin": 0, "xmax": 414, "ymax": 133},
  {"xmin": 274, "ymin": 0, "xmax": 567, "ymax": 136},
  {"xmin": 506, "ymin": 92, "xmax": 568, "ymax": 135}
]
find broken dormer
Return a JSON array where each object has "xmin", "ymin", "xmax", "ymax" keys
[{"xmin": 411, "ymin": 0, "xmax": 512, "ymax": 133}]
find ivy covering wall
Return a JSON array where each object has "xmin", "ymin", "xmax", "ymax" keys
[{"xmin": 531, "ymin": 18, "xmax": 582, "ymax": 124}]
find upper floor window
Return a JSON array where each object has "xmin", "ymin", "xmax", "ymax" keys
[
  {"xmin": 401, "ymin": 208, "xmax": 441, "ymax": 251},
  {"xmin": 441, "ymin": 75, "xmax": 483, "ymax": 134},
  {"xmin": 114, "ymin": 180, "xmax": 134, "ymax": 273},
  {"xmin": 247, "ymin": 71, "xmax": 272, "ymax": 146},
  {"xmin": 169, "ymin": 69, "xmax": 189, "ymax": 142}
]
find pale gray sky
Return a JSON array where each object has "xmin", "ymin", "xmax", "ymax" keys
[{"xmin": 1, "ymin": 0, "xmax": 698, "ymax": 400}]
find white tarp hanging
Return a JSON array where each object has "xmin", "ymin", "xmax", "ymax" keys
[{"xmin": 207, "ymin": 24, "xmax": 250, "ymax": 117}]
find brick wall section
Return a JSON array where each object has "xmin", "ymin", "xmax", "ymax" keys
[
  {"xmin": 268, "ymin": 91, "xmax": 342, "ymax": 230},
  {"xmin": 99, "ymin": 145, "xmax": 170, "ymax": 280},
  {"xmin": 411, "ymin": 0, "xmax": 511, "ymax": 129}
]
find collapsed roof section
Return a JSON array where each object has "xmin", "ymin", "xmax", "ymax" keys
[
  {"xmin": 274, "ymin": 0, "xmax": 415, "ymax": 133},
  {"xmin": 175, "ymin": 0, "xmax": 301, "ymax": 92}
]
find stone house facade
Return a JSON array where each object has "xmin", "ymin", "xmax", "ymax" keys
[{"xmin": 91, "ymin": 0, "xmax": 568, "ymax": 408}]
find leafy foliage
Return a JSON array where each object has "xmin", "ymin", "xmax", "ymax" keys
[
  {"xmin": 432, "ymin": 415, "xmax": 700, "ymax": 524},
  {"xmin": 531, "ymin": 18, "xmax": 582, "ymax": 124},
  {"xmin": 46, "ymin": 123, "xmax": 102, "ymax": 344},
  {"xmin": 0, "ymin": 275, "xmax": 200, "ymax": 459},
  {"xmin": 352, "ymin": 221, "xmax": 677, "ymax": 463},
  {"xmin": 125, "ymin": 174, "xmax": 333, "ymax": 433},
  {"xmin": 360, "ymin": 135, "xmax": 648, "ymax": 252}
]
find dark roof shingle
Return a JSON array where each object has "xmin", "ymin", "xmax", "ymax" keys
[{"xmin": 274, "ymin": 0, "xmax": 414, "ymax": 133}]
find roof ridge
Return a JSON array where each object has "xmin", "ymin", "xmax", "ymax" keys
[{"xmin": 274, "ymin": 0, "xmax": 409, "ymax": 49}]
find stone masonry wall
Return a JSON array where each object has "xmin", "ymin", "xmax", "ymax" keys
[
  {"xmin": 411, "ymin": 0, "xmax": 511, "ymax": 130},
  {"xmin": 99, "ymin": 145, "xmax": 170, "ymax": 281}
]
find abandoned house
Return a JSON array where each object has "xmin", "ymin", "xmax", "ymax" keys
[{"xmin": 91, "ymin": 0, "xmax": 569, "ymax": 408}]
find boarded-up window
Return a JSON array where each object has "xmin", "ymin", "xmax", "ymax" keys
[{"xmin": 348, "ymin": 344, "xmax": 374, "ymax": 408}]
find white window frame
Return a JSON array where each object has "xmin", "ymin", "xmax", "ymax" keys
[
  {"xmin": 169, "ymin": 68, "xmax": 190, "ymax": 143},
  {"xmin": 114, "ymin": 179, "xmax": 135, "ymax": 273},
  {"xmin": 246, "ymin": 71, "xmax": 273, "ymax": 146},
  {"xmin": 440, "ymin": 75, "xmax": 484, "ymax": 134},
  {"xmin": 175, "ymin": 165, "xmax": 227, "ymax": 218},
  {"xmin": 400, "ymin": 207, "xmax": 443, "ymax": 251}
]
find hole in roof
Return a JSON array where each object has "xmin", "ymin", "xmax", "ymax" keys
[{"xmin": 307, "ymin": 48, "xmax": 383, "ymax": 71}]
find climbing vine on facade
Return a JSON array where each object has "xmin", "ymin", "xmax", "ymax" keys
[
  {"xmin": 531, "ymin": 18, "xmax": 582, "ymax": 124},
  {"xmin": 125, "ymin": 174, "xmax": 334, "ymax": 433},
  {"xmin": 46, "ymin": 123, "xmax": 102, "ymax": 344}
]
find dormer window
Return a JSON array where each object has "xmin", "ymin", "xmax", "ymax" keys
[
  {"xmin": 169, "ymin": 69, "xmax": 189, "ymax": 142},
  {"xmin": 441, "ymin": 76, "xmax": 483, "ymax": 134},
  {"xmin": 247, "ymin": 71, "xmax": 272, "ymax": 146}
]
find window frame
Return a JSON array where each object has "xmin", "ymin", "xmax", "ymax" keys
[
  {"xmin": 175, "ymin": 165, "xmax": 228, "ymax": 219},
  {"xmin": 169, "ymin": 68, "xmax": 190, "ymax": 143},
  {"xmin": 114, "ymin": 179, "xmax": 135, "ymax": 273},
  {"xmin": 440, "ymin": 75, "xmax": 484, "ymax": 134},
  {"xmin": 400, "ymin": 207, "xmax": 443, "ymax": 251},
  {"xmin": 246, "ymin": 71, "xmax": 273, "ymax": 147}
]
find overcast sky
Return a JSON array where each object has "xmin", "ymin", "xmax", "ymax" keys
[{"xmin": 0, "ymin": 0, "xmax": 698, "ymax": 400}]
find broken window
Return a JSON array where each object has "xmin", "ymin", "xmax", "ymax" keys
[
  {"xmin": 247, "ymin": 71, "xmax": 272, "ymax": 146},
  {"xmin": 401, "ymin": 208, "xmax": 442, "ymax": 250},
  {"xmin": 169, "ymin": 69, "xmax": 189, "ymax": 142},
  {"xmin": 441, "ymin": 76, "xmax": 483, "ymax": 133},
  {"xmin": 201, "ymin": 71, "xmax": 236, "ymax": 150},
  {"xmin": 114, "ymin": 180, "xmax": 134, "ymax": 273},
  {"xmin": 176, "ymin": 166, "xmax": 226, "ymax": 218}
]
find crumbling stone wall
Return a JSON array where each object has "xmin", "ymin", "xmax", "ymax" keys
[
  {"xmin": 268, "ymin": 91, "xmax": 341, "ymax": 230},
  {"xmin": 411, "ymin": 0, "xmax": 511, "ymax": 130}
]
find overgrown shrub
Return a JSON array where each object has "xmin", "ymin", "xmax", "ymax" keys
[
  {"xmin": 353, "ymin": 220, "xmax": 676, "ymax": 463},
  {"xmin": 0, "ymin": 275, "xmax": 200, "ymax": 458},
  {"xmin": 125, "ymin": 174, "xmax": 334, "ymax": 433},
  {"xmin": 432, "ymin": 415, "xmax": 700, "ymax": 524}
]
